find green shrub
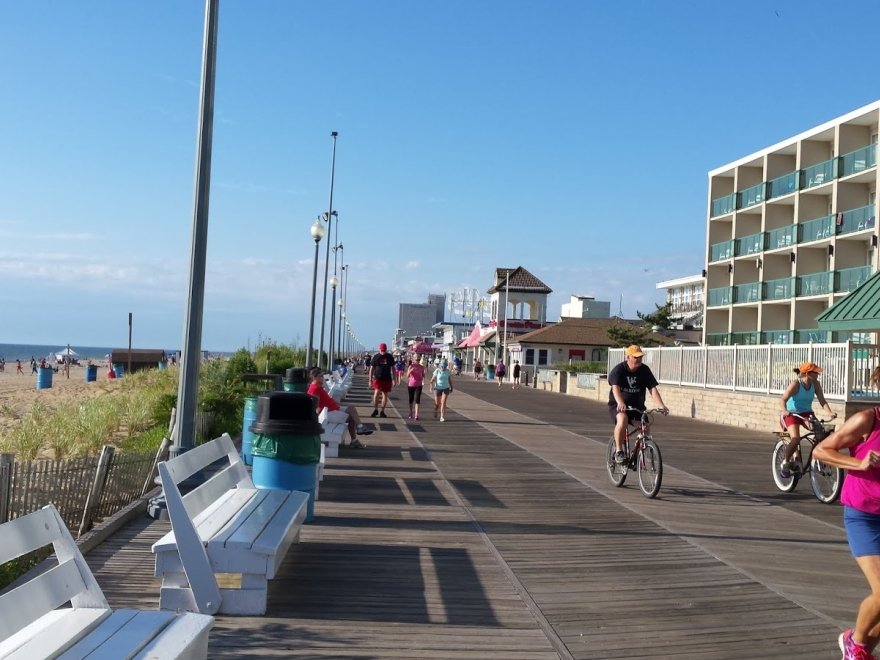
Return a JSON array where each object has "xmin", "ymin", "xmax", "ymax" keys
[{"xmin": 552, "ymin": 361, "xmax": 606, "ymax": 374}]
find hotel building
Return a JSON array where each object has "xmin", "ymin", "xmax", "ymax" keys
[{"xmin": 705, "ymin": 100, "xmax": 879, "ymax": 345}]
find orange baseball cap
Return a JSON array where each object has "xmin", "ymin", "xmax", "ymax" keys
[
  {"xmin": 625, "ymin": 345, "xmax": 645, "ymax": 357},
  {"xmin": 799, "ymin": 361, "xmax": 822, "ymax": 375}
]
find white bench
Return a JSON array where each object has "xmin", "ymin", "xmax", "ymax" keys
[
  {"xmin": 318, "ymin": 408, "xmax": 348, "ymax": 458},
  {"xmin": 0, "ymin": 504, "xmax": 213, "ymax": 659},
  {"xmin": 151, "ymin": 433, "xmax": 309, "ymax": 616}
]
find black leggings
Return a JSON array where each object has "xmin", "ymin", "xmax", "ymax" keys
[{"xmin": 408, "ymin": 386, "xmax": 423, "ymax": 405}]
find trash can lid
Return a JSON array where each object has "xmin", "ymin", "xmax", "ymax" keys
[
  {"xmin": 249, "ymin": 419, "xmax": 324, "ymax": 435},
  {"xmin": 285, "ymin": 367, "xmax": 310, "ymax": 383},
  {"xmin": 250, "ymin": 391, "xmax": 322, "ymax": 434}
]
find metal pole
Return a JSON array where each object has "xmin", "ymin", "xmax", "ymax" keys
[
  {"xmin": 337, "ymin": 265, "xmax": 346, "ymax": 358},
  {"xmin": 127, "ymin": 312, "xmax": 132, "ymax": 376},
  {"xmin": 502, "ymin": 273, "xmax": 510, "ymax": 364},
  {"xmin": 328, "ymin": 278, "xmax": 337, "ymax": 370},
  {"xmin": 171, "ymin": 0, "xmax": 219, "ymax": 458},
  {"xmin": 318, "ymin": 132, "xmax": 338, "ymax": 370}
]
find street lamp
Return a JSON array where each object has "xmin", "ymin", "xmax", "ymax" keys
[
  {"xmin": 318, "ymin": 131, "xmax": 339, "ymax": 370},
  {"xmin": 336, "ymin": 297, "xmax": 344, "ymax": 359},
  {"xmin": 328, "ymin": 274, "xmax": 338, "ymax": 370},
  {"xmin": 306, "ymin": 217, "xmax": 325, "ymax": 368}
]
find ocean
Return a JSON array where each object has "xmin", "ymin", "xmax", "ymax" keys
[{"xmin": 0, "ymin": 343, "xmax": 132, "ymax": 361}]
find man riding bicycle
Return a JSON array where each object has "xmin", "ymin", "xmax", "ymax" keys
[{"xmin": 608, "ymin": 345, "xmax": 669, "ymax": 464}]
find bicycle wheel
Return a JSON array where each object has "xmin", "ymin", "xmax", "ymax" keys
[
  {"xmin": 637, "ymin": 439, "xmax": 663, "ymax": 498},
  {"xmin": 606, "ymin": 437, "xmax": 627, "ymax": 487},
  {"xmin": 810, "ymin": 458, "xmax": 844, "ymax": 504},
  {"xmin": 771, "ymin": 438, "xmax": 799, "ymax": 492}
]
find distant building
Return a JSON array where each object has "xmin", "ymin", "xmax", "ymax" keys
[
  {"xmin": 398, "ymin": 293, "xmax": 446, "ymax": 349},
  {"xmin": 655, "ymin": 274, "xmax": 704, "ymax": 329},
  {"xmin": 560, "ymin": 295, "xmax": 611, "ymax": 320}
]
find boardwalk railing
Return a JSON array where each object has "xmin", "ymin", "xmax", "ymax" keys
[
  {"xmin": 608, "ymin": 341, "xmax": 880, "ymax": 401},
  {"xmin": 0, "ymin": 445, "xmax": 161, "ymax": 538}
]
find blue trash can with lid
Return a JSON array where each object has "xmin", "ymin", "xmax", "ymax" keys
[{"xmin": 249, "ymin": 392, "xmax": 323, "ymax": 522}]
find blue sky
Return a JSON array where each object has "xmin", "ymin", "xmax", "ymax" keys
[{"xmin": 1, "ymin": 1, "xmax": 878, "ymax": 352}]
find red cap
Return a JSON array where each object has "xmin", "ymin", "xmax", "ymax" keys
[{"xmin": 379, "ymin": 343, "xmax": 387, "ymax": 351}]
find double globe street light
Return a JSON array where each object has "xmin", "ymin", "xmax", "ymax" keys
[{"xmin": 306, "ymin": 217, "xmax": 325, "ymax": 369}]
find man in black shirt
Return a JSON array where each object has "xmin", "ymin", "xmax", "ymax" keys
[
  {"xmin": 369, "ymin": 343, "xmax": 395, "ymax": 417},
  {"xmin": 607, "ymin": 345, "xmax": 668, "ymax": 464}
]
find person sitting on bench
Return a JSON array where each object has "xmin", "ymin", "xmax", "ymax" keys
[{"xmin": 307, "ymin": 367, "xmax": 372, "ymax": 448}]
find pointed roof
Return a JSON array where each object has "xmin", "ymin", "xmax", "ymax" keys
[
  {"xmin": 816, "ymin": 270, "xmax": 880, "ymax": 331},
  {"xmin": 457, "ymin": 323, "xmax": 485, "ymax": 348},
  {"xmin": 487, "ymin": 266, "xmax": 552, "ymax": 295}
]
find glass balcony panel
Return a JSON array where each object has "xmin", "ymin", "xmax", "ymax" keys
[
  {"xmin": 709, "ymin": 240, "xmax": 734, "ymax": 262},
  {"xmin": 835, "ymin": 265, "xmax": 873, "ymax": 292},
  {"xmin": 706, "ymin": 333, "xmax": 731, "ymax": 346},
  {"xmin": 840, "ymin": 144, "xmax": 877, "ymax": 177},
  {"xmin": 803, "ymin": 159, "xmax": 835, "ymax": 188},
  {"xmin": 733, "ymin": 281, "xmax": 760, "ymax": 303},
  {"xmin": 767, "ymin": 171, "xmax": 799, "ymax": 199},
  {"xmin": 833, "ymin": 331, "xmax": 872, "ymax": 343},
  {"xmin": 795, "ymin": 329, "xmax": 830, "ymax": 343},
  {"xmin": 710, "ymin": 193, "xmax": 736, "ymax": 217},
  {"xmin": 765, "ymin": 224, "xmax": 796, "ymax": 249},
  {"xmin": 739, "ymin": 182, "xmax": 766, "ymax": 208},
  {"xmin": 730, "ymin": 331, "xmax": 760, "ymax": 345},
  {"xmin": 707, "ymin": 287, "xmax": 733, "ymax": 307},
  {"xmin": 797, "ymin": 271, "xmax": 833, "ymax": 296},
  {"xmin": 762, "ymin": 277, "xmax": 794, "ymax": 300},
  {"xmin": 836, "ymin": 204, "xmax": 876, "ymax": 235},
  {"xmin": 734, "ymin": 232, "xmax": 764, "ymax": 256},
  {"xmin": 763, "ymin": 330, "xmax": 791, "ymax": 344},
  {"xmin": 798, "ymin": 214, "xmax": 834, "ymax": 243}
]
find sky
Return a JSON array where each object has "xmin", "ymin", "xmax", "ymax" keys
[{"xmin": 1, "ymin": 1, "xmax": 879, "ymax": 353}]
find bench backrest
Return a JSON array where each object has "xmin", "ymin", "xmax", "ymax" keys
[{"xmin": 0, "ymin": 505, "xmax": 109, "ymax": 640}]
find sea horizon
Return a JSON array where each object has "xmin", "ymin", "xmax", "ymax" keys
[{"xmin": 0, "ymin": 343, "xmax": 236, "ymax": 362}]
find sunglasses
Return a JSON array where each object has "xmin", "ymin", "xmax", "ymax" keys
[{"xmin": 628, "ymin": 355, "xmax": 643, "ymax": 361}]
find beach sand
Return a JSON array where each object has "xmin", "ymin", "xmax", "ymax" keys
[{"xmin": 0, "ymin": 363, "xmax": 122, "ymax": 433}]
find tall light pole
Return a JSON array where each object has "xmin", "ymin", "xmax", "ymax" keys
[
  {"xmin": 318, "ymin": 131, "xmax": 339, "ymax": 370},
  {"xmin": 327, "ymin": 275, "xmax": 338, "ymax": 369},
  {"xmin": 306, "ymin": 217, "xmax": 325, "ymax": 368}
]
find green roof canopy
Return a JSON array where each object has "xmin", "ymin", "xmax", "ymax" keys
[{"xmin": 815, "ymin": 270, "xmax": 880, "ymax": 331}]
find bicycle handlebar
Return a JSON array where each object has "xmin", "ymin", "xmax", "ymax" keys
[
  {"xmin": 786, "ymin": 412, "xmax": 837, "ymax": 424},
  {"xmin": 621, "ymin": 406, "xmax": 669, "ymax": 416}
]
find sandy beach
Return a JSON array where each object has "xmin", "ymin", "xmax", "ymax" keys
[{"xmin": 0, "ymin": 362, "xmax": 122, "ymax": 433}]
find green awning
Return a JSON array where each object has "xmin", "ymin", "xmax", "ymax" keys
[{"xmin": 815, "ymin": 270, "xmax": 880, "ymax": 331}]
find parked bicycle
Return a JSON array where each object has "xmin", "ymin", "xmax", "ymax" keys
[
  {"xmin": 606, "ymin": 407, "xmax": 666, "ymax": 498},
  {"xmin": 771, "ymin": 413, "xmax": 843, "ymax": 503}
]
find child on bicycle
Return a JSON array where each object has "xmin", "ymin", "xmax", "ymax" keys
[{"xmin": 778, "ymin": 361, "xmax": 837, "ymax": 478}]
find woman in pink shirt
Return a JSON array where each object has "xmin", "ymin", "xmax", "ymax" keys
[
  {"xmin": 404, "ymin": 357, "xmax": 426, "ymax": 420},
  {"xmin": 814, "ymin": 366, "xmax": 880, "ymax": 659}
]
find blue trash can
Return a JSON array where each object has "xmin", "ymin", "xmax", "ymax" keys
[
  {"xmin": 85, "ymin": 364, "xmax": 98, "ymax": 382},
  {"xmin": 241, "ymin": 395, "xmax": 259, "ymax": 466},
  {"xmin": 113, "ymin": 364, "xmax": 124, "ymax": 378},
  {"xmin": 36, "ymin": 367, "xmax": 53, "ymax": 390},
  {"xmin": 248, "ymin": 392, "xmax": 323, "ymax": 522}
]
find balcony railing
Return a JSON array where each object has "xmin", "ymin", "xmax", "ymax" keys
[
  {"xmin": 709, "ymin": 240, "xmax": 734, "ymax": 262},
  {"xmin": 707, "ymin": 287, "xmax": 733, "ymax": 307},
  {"xmin": 797, "ymin": 271, "xmax": 833, "ymax": 297},
  {"xmin": 762, "ymin": 276, "xmax": 794, "ymax": 301},
  {"xmin": 794, "ymin": 329, "xmax": 830, "ymax": 343},
  {"xmin": 840, "ymin": 144, "xmax": 877, "ymax": 177},
  {"xmin": 706, "ymin": 333, "xmax": 731, "ymax": 346},
  {"xmin": 735, "ymin": 232, "xmax": 764, "ymax": 256},
  {"xmin": 730, "ymin": 331, "xmax": 760, "ymax": 345},
  {"xmin": 799, "ymin": 214, "xmax": 834, "ymax": 242},
  {"xmin": 765, "ymin": 224, "xmax": 796, "ymax": 250},
  {"xmin": 733, "ymin": 282, "xmax": 760, "ymax": 304},
  {"xmin": 737, "ymin": 182, "xmax": 766, "ymax": 209},
  {"xmin": 767, "ymin": 171, "xmax": 799, "ymax": 199},
  {"xmin": 710, "ymin": 193, "xmax": 736, "ymax": 217},
  {"xmin": 803, "ymin": 159, "xmax": 835, "ymax": 188},
  {"xmin": 836, "ymin": 204, "xmax": 876, "ymax": 235},
  {"xmin": 835, "ymin": 265, "xmax": 872, "ymax": 292},
  {"xmin": 763, "ymin": 330, "xmax": 792, "ymax": 344}
]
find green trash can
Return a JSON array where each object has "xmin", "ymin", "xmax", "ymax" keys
[
  {"xmin": 485, "ymin": 364, "xmax": 496, "ymax": 380},
  {"xmin": 282, "ymin": 367, "xmax": 309, "ymax": 393},
  {"xmin": 249, "ymin": 392, "xmax": 323, "ymax": 522}
]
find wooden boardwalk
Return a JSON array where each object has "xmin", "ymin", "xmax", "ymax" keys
[{"xmin": 82, "ymin": 374, "xmax": 861, "ymax": 658}]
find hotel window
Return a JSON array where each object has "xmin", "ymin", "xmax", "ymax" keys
[{"xmin": 525, "ymin": 348, "xmax": 534, "ymax": 365}]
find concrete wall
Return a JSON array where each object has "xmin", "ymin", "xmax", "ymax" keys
[{"xmin": 542, "ymin": 371, "xmax": 877, "ymax": 431}]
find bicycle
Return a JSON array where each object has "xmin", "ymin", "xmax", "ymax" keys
[
  {"xmin": 771, "ymin": 413, "xmax": 843, "ymax": 503},
  {"xmin": 606, "ymin": 407, "xmax": 667, "ymax": 498}
]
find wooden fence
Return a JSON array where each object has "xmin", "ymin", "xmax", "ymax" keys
[{"xmin": 0, "ymin": 444, "xmax": 164, "ymax": 538}]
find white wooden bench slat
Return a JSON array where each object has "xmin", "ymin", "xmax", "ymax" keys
[
  {"xmin": 160, "ymin": 433, "xmax": 238, "ymax": 485},
  {"xmin": 208, "ymin": 488, "xmax": 278, "ymax": 550},
  {"xmin": 252, "ymin": 490, "xmax": 310, "ymax": 578},
  {"xmin": 56, "ymin": 609, "xmax": 175, "ymax": 659},
  {"xmin": 152, "ymin": 488, "xmax": 241, "ymax": 553},
  {"xmin": 0, "ymin": 609, "xmax": 109, "ymax": 659},
  {"xmin": 0, "ymin": 559, "xmax": 94, "ymax": 639},
  {"xmin": 0, "ymin": 505, "xmax": 213, "ymax": 660},
  {"xmin": 180, "ymin": 463, "xmax": 251, "ymax": 521}
]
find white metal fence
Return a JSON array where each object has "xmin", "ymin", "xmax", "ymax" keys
[{"xmin": 608, "ymin": 342, "xmax": 880, "ymax": 401}]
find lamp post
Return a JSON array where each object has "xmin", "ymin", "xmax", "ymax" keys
[
  {"xmin": 327, "ymin": 274, "xmax": 338, "ymax": 370},
  {"xmin": 336, "ymin": 297, "xmax": 344, "ymax": 359},
  {"xmin": 306, "ymin": 217, "xmax": 325, "ymax": 369},
  {"xmin": 318, "ymin": 131, "xmax": 339, "ymax": 371}
]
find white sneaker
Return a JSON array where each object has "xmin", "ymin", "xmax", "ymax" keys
[{"xmin": 440, "ymin": 416, "xmax": 446, "ymax": 422}]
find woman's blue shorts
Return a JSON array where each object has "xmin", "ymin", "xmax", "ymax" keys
[{"xmin": 844, "ymin": 506, "xmax": 880, "ymax": 557}]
